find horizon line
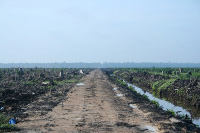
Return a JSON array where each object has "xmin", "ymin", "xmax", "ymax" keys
[{"xmin": 1, "ymin": 62, "xmax": 200, "ymax": 64}]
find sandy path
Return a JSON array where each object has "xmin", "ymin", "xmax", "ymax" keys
[{"xmin": 17, "ymin": 70, "xmax": 160, "ymax": 133}]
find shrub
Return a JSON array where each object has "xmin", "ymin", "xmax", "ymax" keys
[
  {"xmin": 143, "ymin": 95, "xmax": 149, "ymax": 100},
  {"xmin": 151, "ymin": 100, "xmax": 160, "ymax": 108},
  {"xmin": 167, "ymin": 109, "xmax": 175, "ymax": 116},
  {"xmin": 0, "ymin": 114, "xmax": 10, "ymax": 125}
]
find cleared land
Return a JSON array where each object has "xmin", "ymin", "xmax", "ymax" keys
[{"xmin": 14, "ymin": 69, "xmax": 196, "ymax": 132}]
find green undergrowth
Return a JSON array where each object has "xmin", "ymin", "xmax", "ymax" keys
[
  {"xmin": 113, "ymin": 70, "xmax": 119, "ymax": 75},
  {"xmin": 166, "ymin": 109, "xmax": 191, "ymax": 120},
  {"xmin": 0, "ymin": 114, "xmax": 10, "ymax": 125},
  {"xmin": 143, "ymin": 94, "xmax": 149, "ymax": 100},
  {"xmin": 115, "ymin": 79, "xmax": 127, "ymax": 87},
  {"xmin": 151, "ymin": 100, "xmax": 160, "ymax": 108},
  {"xmin": 176, "ymin": 87, "xmax": 186, "ymax": 94},
  {"xmin": 0, "ymin": 114, "xmax": 15, "ymax": 131},
  {"xmin": 152, "ymin": 79, "xmax": 176, "ymax": 91},
  {"xmin": 167, "ymin": 109, "xmax": 176, "ymax": 116},
  {"xmin": 128, "ymin": 86, "xmax": 137, "ymax": 94}
]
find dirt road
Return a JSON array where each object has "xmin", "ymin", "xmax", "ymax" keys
[{"xmin": 17, "ymin": 70, "xmax": 171, "ymax": 132}]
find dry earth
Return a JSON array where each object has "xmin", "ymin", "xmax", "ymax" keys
[{"xmin": 16, "ymin": 70, "xmax": 177, "ymax": 133}]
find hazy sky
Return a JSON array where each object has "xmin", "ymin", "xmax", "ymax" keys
[{"xmin": 0, "ymin": 0, "xmax": 200, "ymax": 63}]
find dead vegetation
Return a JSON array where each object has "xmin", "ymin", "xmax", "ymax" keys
[{"xmin": 0, "ymin": 68, "xmax": 92, "ymax": 131}]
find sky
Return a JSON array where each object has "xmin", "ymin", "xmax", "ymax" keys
[{"xmin": 0, "ymin": 0, "xmax": 200, "ymax": 63}]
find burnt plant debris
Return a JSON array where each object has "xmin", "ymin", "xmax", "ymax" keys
[{"xmin": 0, "ymin": 68, "xmax": 92, "ymax": 131}]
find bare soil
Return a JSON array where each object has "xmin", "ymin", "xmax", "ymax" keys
[{"xmin": 15, "ymin": 70, "xmax": 191, "ymax": 132}]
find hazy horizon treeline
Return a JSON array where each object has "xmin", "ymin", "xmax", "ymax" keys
[{"xmin": 0, "ymin": 62, "xmax": 200, "ymax": 68}]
